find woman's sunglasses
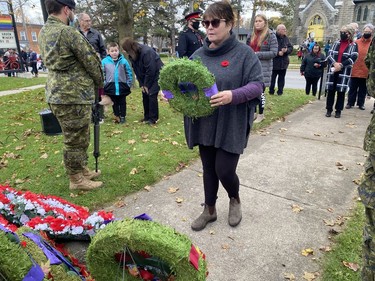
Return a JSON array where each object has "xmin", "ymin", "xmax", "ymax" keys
[{"xmin": 201, "ymin": 19, "xmax": 226, "ymax": 28}]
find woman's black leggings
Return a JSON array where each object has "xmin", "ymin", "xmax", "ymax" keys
[{"xmin": 199, "ymin": 145, "xmax": 240, "ymax": 206}]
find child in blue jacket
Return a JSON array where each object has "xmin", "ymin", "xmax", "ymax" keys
[{"xmin": 102, "ymin": 42, "xmax": 133, "ymax": 123}]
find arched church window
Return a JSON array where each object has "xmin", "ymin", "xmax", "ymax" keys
[
  {"xmin": 357, "ymin": 6, "xmax": 362, "ymax": 22},
  {"xmin": 363, "ymin": 6, "xmax": 368, "ymax": 22}
]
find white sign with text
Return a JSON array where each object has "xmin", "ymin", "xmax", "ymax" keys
[{"xmin": 0, "ymin": 31, "xmax": 16, "ymax": 48}]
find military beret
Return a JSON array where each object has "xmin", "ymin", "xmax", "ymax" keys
[
  {"xmin": 55, "ymin": 0, "xmax": 76, "ymax": 9},
  {"xmin": 185, "ymin": 11, "xmax": 202, "ymax": 21}
]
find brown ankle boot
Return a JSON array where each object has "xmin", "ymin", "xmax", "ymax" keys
[
  {"xmin": 191, "ymin": 204, "xmax": 217, "ymax": 231},
  {"xmin": 69, "ymin": 173, "xmax": 103, "ymax": 190},
  {"xmin": 228, "ymin": 197, "xmax": 242, "ymax": 227},
  {"xmin": 82, "ymin": 167, "xmax": 101, "ymax": 180}
]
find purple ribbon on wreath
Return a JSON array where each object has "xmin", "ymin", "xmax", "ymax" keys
[
  {"xmin": 203, "ymin": 83, "xmax": 218, "ymax": 97},
  {"xmin": 23, "ymin": 232, "xmax": 86, "ymax": 281}
]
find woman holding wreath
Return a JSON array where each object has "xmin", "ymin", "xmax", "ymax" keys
[{"xmin": 185, "ymin": 0, "xmax": 264, "ymax": 231}]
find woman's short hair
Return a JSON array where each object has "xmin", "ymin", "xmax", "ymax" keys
[
  {"xmin": 341, "ymin": 25, "xmax": 355, "ymax": 41},
  {"xmin": 203, "ymin": 1, "xmax": 235, "ymax": 28}
]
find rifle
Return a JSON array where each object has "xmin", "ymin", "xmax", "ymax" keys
[{"xmin": 92, "ymin": 89, "xmax": 101, "ymax": 172}]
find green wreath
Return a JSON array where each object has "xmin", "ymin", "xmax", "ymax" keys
[
  {"xmin": 86, "ymin": 218, "xmax": 207, "ymax": 281},
  {"xmin": 0, "ymin": 226, "xmax": 84, "ymax": 281},
  {"xmin": 158, "ymin": 58, "xmax": 217, "ymax": 118}
]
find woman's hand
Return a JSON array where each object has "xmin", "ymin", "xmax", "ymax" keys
[
  {"xmin": 210, "ymin": 90, "xmax": 233, "ymax": 107},
  {"xmin": 332, "ymin": 62, "xmax": 343, "ymax": 72}
]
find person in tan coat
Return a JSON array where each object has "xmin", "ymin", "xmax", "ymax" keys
[{"xmin": 346, "ymin": 24, "xmax": 374, "ymax": 110}]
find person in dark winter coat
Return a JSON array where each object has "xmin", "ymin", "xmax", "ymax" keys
[
  {"xmin": 177, "ymin": 11, "xmax": 204, "ymax": 58},
  {"xmin": 325, "ymin": 25, "xmax": 358, "ymax": 118},
  {"xmin": 300, "ymin": 43, "xmax": 326, "ymax": 96},
  {"xmin": 102, "ymin": 42, "xmax": 133, "ymax": 124},
  {"xmin": 185, "ymin": 1, "xmax": 264, "ymax": 232},
  {"xmin": 121, "ymin": 38, "xmax": 164, "ymax": 125},
  {"xmin": 269, "ymin": 24, "xmax": 293, "ymax": 96},
  {"xmin": 246, "ymin": 14, "xmax": 278, "ymax": 123}
]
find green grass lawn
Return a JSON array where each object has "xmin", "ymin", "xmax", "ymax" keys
[
  {"xmin": 0, "ymin": 76, "xmax": 47, "ymax": 91},
  {"xmin": 0, "ymin": 75, "xmax": 366, "ymax": 280}
]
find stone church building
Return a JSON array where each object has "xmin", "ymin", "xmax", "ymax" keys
[{"xmin": 295, "ymin": 0, "xmax": 375, "ymax": 44}]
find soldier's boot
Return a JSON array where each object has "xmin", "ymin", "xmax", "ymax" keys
[
  {"xmin": 191, "ymin": 204, "xmax": 217, "ymax": 231},
  {"xmin": 228, "ymin": 197, "xmax": 242, "ymax": 227},
  {"xmin": 69, "ymin": 173, "xmax": 102, "ymax": 190},
  {"xmin": 82, "ymin": 167, "xmax": 101, "ymax": 180}
]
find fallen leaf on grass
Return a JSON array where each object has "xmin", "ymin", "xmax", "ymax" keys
[
  {"xmin": 15, "ymin": 145, "xmax": 25, "ymax": 151},
  {"xmin": 69, "ymin": 193, "xmax": 78, "ymax": 198},
  {"xmin": 291, "ymin": 204, "xmax": 303, "ymax": 213},
  {"xmin": 40, "ymin": 153, "xmax": 48, "ymax": 159},
  {"xmin": 128, "ymin": 139, "xmax": 136, "ymax": 145},
  {"xmin": 129, "ymin": 168, "xmax": 138, "ymax": 175},
  {"xmin": 144, "ymin": 185, "xmax": 151, "ymax": 192},
  {"xmin": 171, "ymin": 141, "xmax": 179, "ymax": 146},
  {"xmin": 342, "ymin": 261, "xmax": 359, "ymax": 271},
  {"xmin": 168, "ymin": 187, "xmax": 179, "ymax": 193},
  {"xmin": 301, "ymin": 248, "xmax": 314, "ymax": 256},
  {"xmin": 284, "ymin": 273, "xmax": 296, "ymax": 280}
]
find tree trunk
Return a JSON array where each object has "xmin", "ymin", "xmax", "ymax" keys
[{"xmin": 118, "ymin": 0, "xmax": 133, "ymax": 40}]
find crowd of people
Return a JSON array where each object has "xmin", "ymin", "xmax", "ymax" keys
[
  {"xmin": 35, "ymin": 0, "xmax": 375, "ymax": 278},
  {"xmin": 0, "ymin": 48, "xmax": 43, "ymax": 77}
]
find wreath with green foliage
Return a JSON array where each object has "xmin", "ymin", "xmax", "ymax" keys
[
  {"xmin": 87, "ymin": 218, "xmax": 207, "ymax": 281},
  {"xmin": 0, "ymin": 226, "xmax": 85, "ymax": 281},
  {"xmin": 158, "ymin": 58, "xmax": 217, "ymax": 118}
]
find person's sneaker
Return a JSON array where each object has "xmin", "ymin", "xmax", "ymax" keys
[
  {"xmin": 335, "ymin": 111, "xmax": 341, "ymax": 118},
  {"xmin": 120, "ymin": 117, "xmax": 126, "ymax": 124},
  {"xmin": 359, "ymin": 106, "xmax": 365, "ymax": 110},
  {"xmin": 325, "ymin": 111, "xmax": 332, "ymax": 117},
  {"xmin": 145, "ymin": 119, "xmax": 157, "ymax": 125},
  {"xmin": 345, "ymin": 104, "xmax": 352, "ymax": 109},
  {"xmin": 254, "ymin": 114, "xmax": 264, "ymax": 123},
  {"xmin": 99, "ymin": 119, "xmax": 104, "ymax": 124}
]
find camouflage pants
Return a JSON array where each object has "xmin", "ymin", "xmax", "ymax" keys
[
  {"xmin": 359, "ymin": 153, "xmax": 375, "ymax": 281},
  {"xmin": 49, "ymin": 104, "xmax": 91, "ymax": 175}
]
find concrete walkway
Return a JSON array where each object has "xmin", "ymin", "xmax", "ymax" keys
[{"xmin": 90, "ymin": 97, "xmax": 371, "ymax": 280}]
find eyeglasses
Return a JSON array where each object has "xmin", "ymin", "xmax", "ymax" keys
[{"xmin": 201, "ymin": 19, "xmax": 226, "ymax": 28}]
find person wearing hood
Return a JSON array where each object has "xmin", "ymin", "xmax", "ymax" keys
[
  {"xmin": 325, "ymin": 24, "xmax": 358, "ymax": 118},
  {"xmin": 176, "ymin": 11, "xmax": 204, "ymax": 58},
  {"xmin": 102, "ymin": 42, "xmax": 133, "ymax": 124}
]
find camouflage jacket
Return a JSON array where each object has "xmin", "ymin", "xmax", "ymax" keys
[
  {"xmin": 38, "ymin": 16, "xmax": 103, "ymax": 104},
  {"xmin": 364, "ymin": 38, "xmax": 375, "ymax": 153}
]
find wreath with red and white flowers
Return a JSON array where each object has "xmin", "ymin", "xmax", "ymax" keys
[{"xmin": 0, "ymin": 184, "xmax": 114, "ymax": 239}]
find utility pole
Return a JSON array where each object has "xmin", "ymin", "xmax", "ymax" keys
[{"xmin": 40, "ymin": 0, "xmax": 48, "ymax": 22}]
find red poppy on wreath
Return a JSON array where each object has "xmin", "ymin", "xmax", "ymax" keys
[
  {"xmin": 221, "ymin": 60, "xmax": 229, "ymax": 67},
  {"xmin": 20, "ymin": 241, "xmax": 27, "ymax": 248}
]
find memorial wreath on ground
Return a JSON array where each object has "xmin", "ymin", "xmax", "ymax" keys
[{"xmin": 0, "ymin": 184, "xmax": 208, "ymax": 281}]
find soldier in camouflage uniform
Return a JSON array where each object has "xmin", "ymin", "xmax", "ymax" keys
[
  {"xmin": 359, "ymin": 36, "xmax": 375, "ymax": 280},
  {"xmin": 38, "ymin": 0, "xmax": 104, "ymax": 191}
]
